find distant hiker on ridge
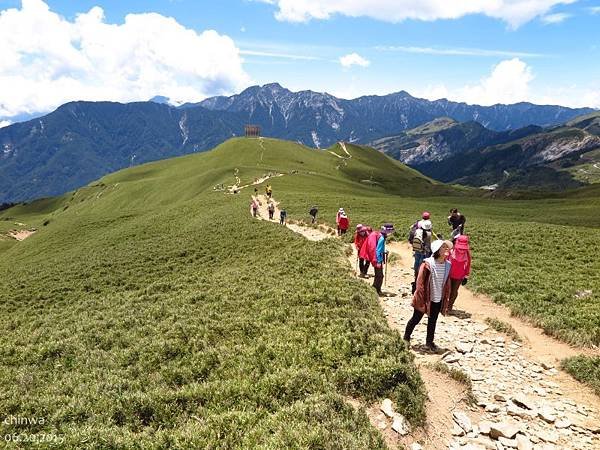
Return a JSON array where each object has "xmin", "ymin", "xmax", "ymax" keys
[
  {"xmin": 448, "ymin": 208, "xmax": 466, "ymax": 239},
  {"xmin": 279, "ymin": 208, "xmax": 287, "ymax": 225},
  {"xmin": 364, "ymin": 223, "xmax": 394, "ymax": 296},
  {"xmin": 268, "ymin": 202, "xmax": 275, "ymax": 220},
  {"xmin": 266, "ymin": 184, "xmax": 273, "ymax": 199},
  {"xmin": 354, "ymin": 224, "xmax": 370, "ymax": 278},
  {"xmin": 309, "ymin": 205, "xmax": 318, "ymax": 224},
  {"xmin": 336, "ymin": 208, "xmax": 349, "ymax": 235},
  {"xmin": 404, "ymin": 240, "xmax": 452, "ymax": 352},
  {"xmin": 447, "ymin": 235, "xmax": 471, "ymax": 312}
]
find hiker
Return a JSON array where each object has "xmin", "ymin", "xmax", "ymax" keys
[
  {"xmin": 403, "ymin": 240, "xmax": 452, "ymax": 352},
  {"xmin": 364, "ymin": 223, "xmax": 395, "ymax": 296},
  {"xmin": 250, "ymin": 198, "xmax": 259, "ymax": 217},
  {"xmin": 267, "ymin": 202, "xmax": 275, "ymax": 220},
  {"xmin": 266, "ymin": 184, "xmax": 273, "ymax": 199},
  {"xmin": 279, "ymin": 208, "xmax": 287, "ymax": 225},
  {"xmin": 448, "ymin": 208, "xmax": 466, "ymax": 238},
  {"xmin": 335, "ymin": 208, "xmax": 348, "ymax": 236},
  {"xmin": 337, "ymin": 209, "xmax": 349, "ymax": 235},
  {"xmin": 309, "ymin": 205, "xmax": 318, "ymax": 224},
  {"xmin": 409, "ymin": 218, "xmax": 433, "ymax": 293},
  {"xmin": 354, "ymin": 224, "xmax": 370, "ymax": 277},
  {"xmin": 447, "ymin": 235, "xmax": 471, "ymax": 311},
  {"xmin": 254, "ymin": 187, "xmax": 259, "ymax": 196}
]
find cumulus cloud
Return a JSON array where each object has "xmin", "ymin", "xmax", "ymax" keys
[
  {"xmin": 419, "ymin": 58, "xmax": 535, "ymax": 106},
  {"xmin": 0, "ymin": 0, "xmax": 250, "ymax": 119},
  {"xmin": 258, "ymin": 0, "xmax": 577, "ymax": 28},
  {"xmin": 540, "ymin": 12, "xmax": 572, "ymax": 23},
  {"xmin": 339, "ymin": 52, "xmax": 370, "ymax": 68}
]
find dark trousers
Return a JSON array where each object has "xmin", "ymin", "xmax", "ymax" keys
[
  {"xmin": 373, "ymin": 266, "xmax": 384, "ymax": 293},
  {"xmin": 310, "ymin": 214, "xmax": 316, "ymax": 223},
  {"xmin": 449, "ymin": 278, "xmax": 462, "ymax": 310},
  {"xmin": 268, "ymin": 210, "xmax": 274, "ymax": 220},
  {"xmin": 280, "ymin": 216, "xmax": 285, "ymax": 224},
  {"xmin": 359, "ymin": 258, "xmax": 370, "ymax": 275},
  {"xmin": 404, "ymin": 301, "xmax": 442, "ymax": 344}
]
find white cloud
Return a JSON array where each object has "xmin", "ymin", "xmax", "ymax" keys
[
  {"xmin": 0, "ymin": 0, "xmax": 250, "ymax": 119},
  {"xmin": 418, "ymin": 58, "xmax": 535, "ymax": 105},
  {"xmin": 376, "ymin": 45, "xmax": 545, "ymax": 58},
  {"xmin": 339, "ymin": 52, "xmax": 370, "ymax": 68},
  {"xmin": 258, "ymin": 0, "xmax": 577, "ymax": 28},
  {"xmin": 540, "ymin": 12, "xmax": 572, "ymax": 23},
  {"xmin": 589, "ymin": 6, "xmax": 600, "ymax": 14},
  {"xmin": 240, "ymin": 49, "xmax": 322, "ymax": 60}
]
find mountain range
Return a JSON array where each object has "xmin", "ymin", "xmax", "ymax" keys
[
  {"xmin": 372, "ymin": 113, "xmax": 600, "ymax": 191},
  {"xmin": 0, "ymin": 83, "xmax": 595, "ymax": 202}
]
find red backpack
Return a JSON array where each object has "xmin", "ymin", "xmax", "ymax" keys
[
  {"xmin": 339, "ymin": 216, "xmax": 349, "ymax": 230},
  {"xmin": 449, "ymin": 235, "xmax": 471, "ymax": 280}
]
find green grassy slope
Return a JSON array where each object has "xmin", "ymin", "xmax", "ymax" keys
[{"xmin": 0, "ymin": 138, "xmax": 428, "ymax": 448}]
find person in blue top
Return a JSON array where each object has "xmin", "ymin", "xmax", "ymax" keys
[{"xmin": 367, "ymin": 223, "xmax": 394, "ymax": 295}]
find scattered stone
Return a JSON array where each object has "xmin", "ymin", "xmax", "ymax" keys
[
  {"xmin": 391, "ymin": 413, "xmax": 410, "ymax": 435},
  {"xmin": 498, "ymin": 436, "xmax": 518, "ymax": 448},
  {"xmin": 515, "ymin": 434, "xmax": 533, "ymax": 450},
  {"xmin": 511, "ymin": 394, "xmax": 536, "ymax": 410},
  {"xmin": 507, "ymin": 403, "xmax": 536, "ymax": 419},
  {"xmin": 445, "ymin": 353, "xmax": 462, "ymax": 363},
  {"xmin": 575, "ymin": 289, "xmax": 592, "ymax": 299},
  {"xmin": 479, "ymin": 421, "xmax": 493, "ymax": 435},
  {"xmin": 490, "ymin": 422, "xmax": 520, "ymax": 440},
  {"xmin": 454, "ymin": 410, "xmax": 473, "ymax": 433},
  {"xmin": 410, "ymin": 443, "xmax": 422, "ymax": 450},
  {"xmin": 469, "ymin": 437, "xmax": 496, "ymax": 449},
  {"xmin": 540, "ymin": 362, "xmax": 554, "ymax": 370},
  {"xmin": 456, "ymin": 342, "xmax": 474, "ymax": 354},
  {"xmin": 380, "ymin": 398, "xmax": 394, "ymax": 418},
  {"xmin": 486, "ymin": 404, "xmax": 501, "ymax": 413},
  {"xmin": 540, "ymin": 431, "xmax": 559, "ymax": 444},
  {"xmin": 554, "ymin": 418, "xmax": 571, "ymax": 429},
  {"xmin": 454, "ymin": 422, "xmax": 467, "ymax": 436},
  {"xmin": 538, "ymin": 406, "xmax": 556, "ymax": 423},
  {"xmin": 494, "ymin": 393, "xmax": 508, "ymax": 402}
]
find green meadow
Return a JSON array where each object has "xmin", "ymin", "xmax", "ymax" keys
[{"xmin": 1, "ymin": 138, "xmax": 599, "ymax": 446}]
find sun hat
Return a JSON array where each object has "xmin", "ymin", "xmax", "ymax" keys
[
  {"xmin": 422, "ymin": 211, "xmax": 431, "ymax": 219},
  {"xmin": 419, "ymin": 219, "xmax": 432, "ymax": 231},
  {"xmin": 356, "ymin": 223, "xmax": 363, "ymax": 230},
  {"xmin": 431, "ymin": 239, "xmax": 445, "ymax": 254}
]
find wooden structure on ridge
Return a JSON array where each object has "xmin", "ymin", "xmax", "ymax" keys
[{"xmin": 245, "ymin": 125, "xmax": 261, "ymax": 137}]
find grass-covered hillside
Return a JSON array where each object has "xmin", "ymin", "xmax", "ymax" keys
[
  {"xmin": 1, "ymin": 137, "xmax": 600, "ymax": 447},
  {"xmin": 0, "ymin": 138, "xmax": 433, "ymax": 448}
]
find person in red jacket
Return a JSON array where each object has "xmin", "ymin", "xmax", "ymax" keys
[
  {"xmin": 447, "ymin": 235, "xmax": 471, "ymax": 311},
  {"xmin": 403, "ymin": 239, "xmax": 452, "ymax": 352},
  {"xmin": 362, "ymin": 223, "xmax": 394, "ymax": 295},
  {"xmin": 354, "ymin": 224, "xmax": 370, "ymax": 277}
]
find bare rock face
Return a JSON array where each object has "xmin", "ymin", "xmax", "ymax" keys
[
  {"xmin": 489, "ymin": 422, "xmax": 520, "ymax": 440},
  {"xmin": 453, "ymin": 410, "xmax": 473, "ymax": 433}
]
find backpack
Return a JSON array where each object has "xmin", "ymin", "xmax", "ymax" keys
[
  {"xmin": 412, "ymin": 228, "xmax": 424, "ymax": 252},
  {"xmin": 268, "ymin": 204, "xmax": 275, "ymax": 212},
  {"xmin": 408, "ymin": 221, "xmax": 419, "ymax": 243}
]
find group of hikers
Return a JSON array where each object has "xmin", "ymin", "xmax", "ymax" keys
[
  {"xmin": 248, "ymin": 187, "xmax": 471, "ymax": 352},
  {"xmin": 354, "ymin": 208, "xmax": 470, "ymax": 352}
]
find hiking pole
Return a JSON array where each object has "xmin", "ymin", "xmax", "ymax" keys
[
  {"xmin": 355, "ymin": 256, "xmax": 359, "ymax": 276},
  {"xmin": 384, "ymin": 251, "xmax": 389, "ymax": 287}
]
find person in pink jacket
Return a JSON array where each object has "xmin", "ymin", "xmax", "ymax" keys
[{"xmin": 447, "ymin": 235, "xmax": 471, "ymax": 311}]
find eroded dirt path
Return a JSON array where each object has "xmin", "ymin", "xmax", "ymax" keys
[{"xmin": 252, "ymin": 194, "xmax": 599, "ymax": 449}]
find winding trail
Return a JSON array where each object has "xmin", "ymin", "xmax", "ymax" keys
[
  {"xmin": 328, "ymin": 141, "xmax": 353, "ymax": 170},
  {"xmin": 252, "ymin": 199, "xmax": 600, "ymax": 449}
]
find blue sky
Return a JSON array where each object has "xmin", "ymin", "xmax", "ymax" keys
[{"xmin": 0, "ymin": 0, "xmax": 599, "ymax": 123}]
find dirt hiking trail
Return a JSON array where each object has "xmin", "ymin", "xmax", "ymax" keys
[{"xmin": 250, "ymin": 195, "xmax": 599, "ymax": 447}]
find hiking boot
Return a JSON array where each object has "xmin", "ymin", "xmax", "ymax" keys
[
  {"xmin": 358, "ymin": 273, "xmax": 368, "ymax": 278},
  {"xmin": 425, "ymin": 342, "xmax": 439, "ymax": 353},
  {"xmin": 376, "ymin": 290, "xmax": 384, "ymax": 297},
  {"xmin": 403, "ymin": 337, "xmax": 411, "ymax": 347}
]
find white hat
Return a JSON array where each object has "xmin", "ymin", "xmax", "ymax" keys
[
  {"xmin": 431, "ymin": 240, "xmax": 445, "ymax": 254},
  {"xmin": 419, "ymin": 219, "xmax": 432, "ymax": 231}
]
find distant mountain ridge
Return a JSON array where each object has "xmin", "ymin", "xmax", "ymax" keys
[
  {"xmin": 371, "ymin": 112, "xmax": 600, "ymax": 191},
  {"xmin": 0, "ymin": 83, "xmax": 595, "ymax": 202}
]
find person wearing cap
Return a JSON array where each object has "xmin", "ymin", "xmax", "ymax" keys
[
  {"xmin": 336, "ymin": 208, "xmax": 345, "ymax": 235},
  {"xmin": 447, "ymin": 235, "xmax": 471, "ymax": 311},
  {"xmin": 365, "ymin": 224, "xmax": 395, "ymax": 295},
  {"xmin": 409, "ymin": 218, "xmax": 433, "ymax": 293},
  {"xmin": 309, "ymin": 205, "xmax": 318, "ymax": 224},
  {"xmin": 404, "ymin": 239, "xmax": 452, "ymax": 352},
  {"xmin": 354, "ymin": 224, "xmax": 370, "ymax": 277}
]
